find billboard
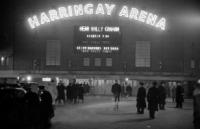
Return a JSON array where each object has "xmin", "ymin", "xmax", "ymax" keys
[{"xmin": 74, "ymin": 25, "xmax": 122, "ymax": 54}]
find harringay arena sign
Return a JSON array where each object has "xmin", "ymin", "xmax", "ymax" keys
[{"xmin": 27, "ymin": 3, "xmax": 166, "ymax": 31}]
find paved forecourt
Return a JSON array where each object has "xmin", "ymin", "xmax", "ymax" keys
[{"xmin": 51, "ymin": 96, "xmax": 193, "ymax": 129}]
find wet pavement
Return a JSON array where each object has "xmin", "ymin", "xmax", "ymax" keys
[{"xmin": 51, "ymin": 96, "xmax": 193, "ymax": 129}]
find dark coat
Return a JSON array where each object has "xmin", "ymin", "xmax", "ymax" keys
[
  {"xmin": 71, "ymin": 84, "xmax": 78, "ymax": 99},
  {"xmin": 147, "ymin": 86, "xmax": 159, "ymax": 111},
  {"xmin": 126, "ymin": 85, "xmax": 132, "ymax": 96},
  {"xmin": 57, "ymin": 84, "xmax": 65, "ymax": 99},
  {"xmin": 158, "ymin": 85, "xmax": 166, "ymax": 104},
  {"xmin": 111, "ymin": 83, "xmax": 121, "ymax": 95},
  {"xmin": 136, "ymin": 87, "xmax": 146, "ymax": 108},
  {"xmin": 66, "ymin": 85, "xmax": 72, "ymax": 100},
  {"xmin": 24, "ymin": 91, "xmax": 40, "ymax": 126},
  {"xmin": 78, "ymin": 85, "xmax": 84, "ymax": 100},
  {"xmin": 176, "ymin": 85, "xmax": 184, "ymax": 103},
  {"xmin": 39, "ymin": 90, "xmax": 54, "ymax": 120}
]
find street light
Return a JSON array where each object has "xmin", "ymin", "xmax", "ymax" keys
[
  {"xmin": 125, "ymin": 77, "xmax": 129, "ymax": 81},
  {"xmin": 1, "ymin": 56, "xmax": 5, "ymax": 65},
  {"xmin": 26, "ymin": 75, "xmax": 32, "ymax": 82}
]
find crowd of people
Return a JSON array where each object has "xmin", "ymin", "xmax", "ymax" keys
[
  {"xmin": 55, "ymin": 79, "xmax": 90, "ymax": 105},
  {"xmin": 1, "ymin": 78, "xmax": 199, "ymax": 129},
  {"xmin": 111, "ymin": 80, "xmax": 185, "ymax": 119},
  {"xmin": 0, "ymin": 83, "xmax": 54, "ymax": 129}
]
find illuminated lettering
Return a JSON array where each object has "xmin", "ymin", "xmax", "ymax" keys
[
  {"xmin": 40, "ymin": 12, "xmax": 50, "ymax": 24},
  {"xmin": 156, "ymin": 17, "xmax": 166, "ymax": 30},
  {"xmin": 27, "ymin": 3, "xmax": 166, "ymax": 31},
  {"xmin": 91, "ymin": 26, "xmax": 104, "ymax": 32},
  {"xmin": 146, "ymin": 13, "xmax": 157, "ymax": 26},
  {"xmin": 28, "ymin": 16, "xmax": 40, "ymax": 29},
  {"xmin": 86, "ymin": 34, "xmax": 101, "ymax": 38},
  {"xmin": 74, "ymin": 4, "xmax": 84, "ymax": 16},
  {"xmin": 96, "ymin": 3, "xmax": 105, "ymax": 15},
  {"xmin": 67, "ymin": 6, "xmax": 73, "ymax": 17},
  {"xmin": 58, "ymin": 7, "xmax": 68, "ymax": 18},
  {"xmin": 79, "ymin": 26, "xmax": 90, "ymax": 31},
  {"xmin": 138, "ymin": 10, "xmax": 148, "ymax": 22},
  {"xmin": 129, "ymin": 8, "xmax": 139, "ymax": 20},
  {"xmin": 105, "ymin": 4, "xmax": 115, "ymax": 15},
  {"xmin": 105, "ymin": 27, "xmax": 119, "ymax": 32},
  {"xmin": 84, "ymin": 3, "xmax": 94, "ymax": 15},
  {"xmin": 119, "ymin": 6, "xmax": 129, "ymax": 17},
  {"xmin": 42, "ymin": 77, "xmax": 51, "ymax": 82},
  {"xmin": 49, "ymin": 10, "xmax": 60, "ymax": 21}
]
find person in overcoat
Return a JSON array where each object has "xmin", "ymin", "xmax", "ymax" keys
[
  {"xmin": 158, "ymin": 82, "xmax": 166, "ymax": 110},
  {"xmin": 147, "ymin": 81, "xmax": 159, "ymax": 119},
  {"xmin": 136, "ymin": 82, "xmax": 146, "ymax": 114},
  {"xmin": 176, "ymin": 83, "xmax": 184, "ymax": 108},
  {"xmin": 38, "ymin": 85, "xmax": 54, "ymax": 128}
]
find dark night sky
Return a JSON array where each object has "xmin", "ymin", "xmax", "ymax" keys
[{"xmin": 0, "ymin": 0, "xmax": 199, "ymax": 50}]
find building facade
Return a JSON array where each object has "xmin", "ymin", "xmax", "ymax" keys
[{"xmin": 1, "ymin": 0, "xmax": 200, "ymax": 96}]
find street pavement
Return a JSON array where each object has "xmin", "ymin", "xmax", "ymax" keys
[{"xmin": 51, "ymin": 96, "xmax": 193, "ymax": 129}]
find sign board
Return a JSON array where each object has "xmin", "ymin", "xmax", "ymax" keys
[
  {"xmin": 27, "ymin": 3, "xmax": 166, "ymax": 31},
  {"xmin": 74, "ymin": 25, "xmax": 122, "ymax": 54}
]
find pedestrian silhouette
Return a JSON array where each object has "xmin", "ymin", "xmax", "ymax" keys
[
  {"xmin": 136, "ymin": 82, "xmax": 146, "ymax": 114},
  {"xmin": 111, "ymin": 80, "xmax": 121, "ymax": 111},
  {"xmin": 147, "ymin": 81, "xmax": 159, "ymax": 119}
]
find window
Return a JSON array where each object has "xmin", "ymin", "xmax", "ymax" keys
[
  {"xmin": 46, "ymin": 40, "xmax": 61, "ymax": 66},
  {"xmin": 106, "ymin": 58, "xmax": 112, "ymax": 67},
  {"xmin": 95, "ymin": 58, "xmax": 101, "ymax": 66},
  {"xmin": 190, "ymin": 59, "xmax": 195, "ymax": 69},
  {"xmin": 83, "ymin": 58, "xmax": 90, "ymax": 66},
  {"xmin": 135, "ymin": 41, "xmax": 151, "ymax": 67}
]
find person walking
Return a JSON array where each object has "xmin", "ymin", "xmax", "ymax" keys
[
  {"xmin": 147, "ymin": 81, "xmax": 159, "ymax": 119},
  {"xmin": 158, "ymin": 82, "xmax": 166, "ymax": 110},
  {"xmin": 136, "ymin": 82, "xmax": 146, "ymax": 114},
  {"xmin": 176, "ymin": 82, "xmax": 184, "ymax": 108},
  {"xmin": 111, "ymin": 80, "xmax": 121, "ymax": 111}
]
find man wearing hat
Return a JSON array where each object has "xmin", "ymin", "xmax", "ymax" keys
[
  {"xmin": 136, "ymin": 82, "xmax": 146, "ymax": 114},
  {"xmin": 147, "ymin": 81, "xmax": 159, "ymax": 119},
  {"xmin": 38, "ymin": 85, "xmax": 54, "ymax": 128}
]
